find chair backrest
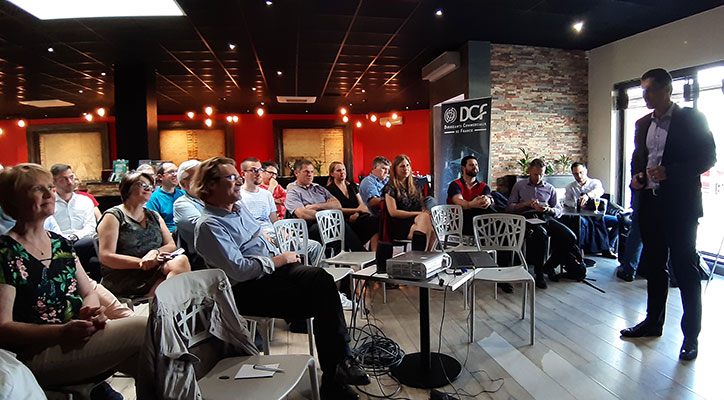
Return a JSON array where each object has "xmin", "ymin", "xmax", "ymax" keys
[
  {"xmin": 273, "ymin": 218, "xmax": 310, "ymax": 265},
  {"xmin": 315, "ymin": 209, "xmax": 345, "ymax": 255},
  {"xmin": 430, "ymin": 205, "xmax": 463, "ymax": 249},
  {"xmin": 472, "ymin": 213, "xmax": 526, "ymax": 253}
]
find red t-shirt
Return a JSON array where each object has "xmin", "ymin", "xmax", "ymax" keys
[{"xmin": 446, "ymin": 178, "xmax": 490, "ymax": 204}]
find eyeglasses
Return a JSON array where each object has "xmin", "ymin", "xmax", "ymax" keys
[
  {"xmin": 244, "ymin": 167, "xmax": 263, "ymax": 174},
  {"xmin": 262, "ymin": 170, "xmax": 278, "ymax": 177},
  {"xmin": 136, "ymin": 182, "xmax": 152, "ymax": 190},
  {"xmin": 223, "ymin": 174, "xmax": 243, "ymax": 182}
]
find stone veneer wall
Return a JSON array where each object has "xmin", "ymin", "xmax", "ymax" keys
[{"xmin": 489, "ymin": 44, "xmax": 588, "ymax": 184}]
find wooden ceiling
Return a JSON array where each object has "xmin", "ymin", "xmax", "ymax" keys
[{"xmin": 0, "ymin": 0, "xmax": 721, "ymax": 118}]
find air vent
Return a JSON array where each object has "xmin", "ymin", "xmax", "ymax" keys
[
  {"xmin": 19, "ymin": 99, "xmax": 75, "ymax": 108},
  {"xmin": 276, "ymin": 96, "xmax": 317, "ymax": 104}
]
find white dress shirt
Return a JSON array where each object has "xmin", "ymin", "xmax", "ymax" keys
[
  {"xmin": 53, "ymin": 192, "xmax": 96, "ymax": 239},
  {"xmin": 564, "ymin": 178, "xmax": 605, "ymax": 207}
]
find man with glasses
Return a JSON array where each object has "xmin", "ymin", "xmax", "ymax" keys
[
  {"xmin": 259, "ymin": 161, "xmax": 286, "ymax": 219},
  {"xmin": 146, "ymin": 162, "xmax": 185, "ymax": 233},
  {"xmin": 622, "ymin": 68, "xmax": 716, "ymax": 361},
  {"xmin": 193, "ymin": 157, "xmax": 370, "ymax": 400}
]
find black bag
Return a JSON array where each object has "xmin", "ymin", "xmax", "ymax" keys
[{"xmin": 560, "ymin": 244, "xmax": 587, "ymax": 281}]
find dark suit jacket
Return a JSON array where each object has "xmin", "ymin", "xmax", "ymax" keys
[{"xmin": 631, "ymin": 105, "xmax": 716, "ymax": 220}]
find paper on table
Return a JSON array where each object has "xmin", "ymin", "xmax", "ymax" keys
[
  {"xmin": 526, "ymin": 218, "xmax": 545, "ymax": 225},
  {"xmin": 234, "ymin": 363, "xmax": 280, "ymax": 379}
]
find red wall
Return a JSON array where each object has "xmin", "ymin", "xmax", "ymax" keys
[{"xmin": 0, "ymin": 110, "xmax": 430, "ymax": 183}]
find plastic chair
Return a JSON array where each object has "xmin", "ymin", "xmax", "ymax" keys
[
  {"xmin": 472, "ymin": 213, "xmax": 535, "ymax": 345},
  {"xmin": 315, "ymin": 210, "xmax": 375, "ymax": 271},
  {"xmin": 154, "ymin": 270, "xmax": 320, "ymax": 400},
  {"xmin": 430, "ymin": 205, "xmax": 478, "ymax": 252}
]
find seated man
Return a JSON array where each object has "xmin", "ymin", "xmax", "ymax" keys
[
  {"xmin": 285, "ymin": 159, "xmax": 366, "ymax": 252},
  {"xmin": 259, "ymin": 161, "xmax": 287, "ymax": 220},
  {"xmin": 506, "ymin": 159, "xmax": 579, "ymax": 289},
  {"xmin": 173, "ymin": 159, "xmax": 206, "ymax": 270},
  {"xmin": 193, "ymin": 157, "xmax": 370, "ymax": 400},
  {"xmin": 358, "ymin": 156, "xmax": 390, "ymax": 217},
  {"xmin": 446, "ymin": 155, "xmax": 496, "ymax": 235},
  {"xmin": 564, "ymin": 162, "xmax": 619, "ymax": 258},
  {"xmin": 73, "ymin": 175, "xmax": 102, "ymax": 221},
  {"xmin": 146, "ymin": 162, "xmax": 185, "ymax": 233},
  {"xmin": 51, "ymin": 164, "xmax": 101, "ymax": 280}
]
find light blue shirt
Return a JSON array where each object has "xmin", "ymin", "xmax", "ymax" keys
[
  {"xmin": 173, "ymin": 193, "xmax": 205, "ymax": 254},
  {"xmin": 195, "ymin": 201, "xmax": 278, "ymax": 284},
  {"xmin": 146, "ymin": 187, "xmax": 186, "ymax": 232},
  {"xmin": 506, "ymin": 179, "xmax": 562, "ymax": 217},
  {"xmin": 645, "ymin": 103, "xmax": 675, "ymax": 190},
  {"xmin": 358, "ymin": 174, "xmax": 388, "ymax": 217}
]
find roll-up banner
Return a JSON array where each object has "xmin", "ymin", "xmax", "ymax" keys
[{"xmin": 435, "ymin": 96, "xmax": 492, "ymax": 203}]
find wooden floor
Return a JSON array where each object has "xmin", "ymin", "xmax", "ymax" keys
[{"xmin": 113, "ymin": 257, "xmax": 724, "ymax": 399}]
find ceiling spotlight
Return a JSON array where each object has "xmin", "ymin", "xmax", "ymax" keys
[
  {"xmin": 232, "ymin": 115, "xmax": 239, "ymax": 123},
  {"xmin": 0, "ymin": 128, "xmax": 3, "ymax": 135},
  {"xmin": 435, "ymin": 9, "xmax": 443, "ymax": 16},
  {"xmin": 370, "ymin": 114, "xmax": 377, "ymax": 123},
  {"xmin": 101, "ymin": 72, "xmax": 106, "ymax": 76},
  {"xmin": 573, "ymin": 21, "xmax": 583, "ymax": 33},
  {"xmin": 252, "ymin": 87, "xmax": 256, "ymax": 91},
  {"xmin": 96, "ymin": 107, "xmax": 106, "ymax": 117},
  {"xmin": 78, "ymin": 89, "xmax": 83, "ymax": 93},
  {"xmin": 261, "ymin": 102, "xmax": 265, "ymax": 106},
  {"xmin": 342, "ymin": 115, "xmax": 349, "ymax": 123},
  {"xmin": 356, "ymin": 121, "xmax": 362, "ymax": 128},
  {"xmin": 17, "ymin": 119, "xmax": 26, "ymax": 128},
  {"xmin": 226, "ymin": 115, "xmax": 233, "ymax": 122},
  {"xmin": 187, "ymin": 111, "xmax": 195, "ymax": 119},
  {"xmin": 385, "ymin": 121, "xmax": 392, "ymax": 128},
  {"xmin": 205, "ymin": 118, "xmax": 213, "ymax": 127},
  {"xmin": 391, "ymin": 112, "xmax": 398, "ymax": 120},
  {"xmin": 228, "ymin": 43, "xmax": 236, "ymax": 50},
  {"xmin": 204, "ymin": 106, "xmax": 213, "ymax": 116},
  {"xmin": 84, "ymin": 113, "xmax": 93, "ymax": 122},
  {"xmin": 47, "ymin": 47, "xmax": 54, "ymax": 53},
  {"xmin": 266, "ymin": 0, "xmax": 273, "ymax": 5},
  {"xmin": 256, "ymin": 107, "xmax": 265, "ymax": 117},
  {"xmin": 340, "ymin": 107, "xmax": 347, "ymax": 115},
  {"xmin": 361, "ymin": 89, "xmax": 365, "ymax": 93},
  {"xmin": 276, "ymin": 71, "xmax": 282, "ymax": 76}
]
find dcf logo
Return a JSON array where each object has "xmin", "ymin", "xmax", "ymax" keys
[
  {"xmin": 460, "ymin": 103, "xmax": 488, "ymax": 122},
  {"xmin": 444, "ymin": 107, "xmax": 457, "ymax": 123}
]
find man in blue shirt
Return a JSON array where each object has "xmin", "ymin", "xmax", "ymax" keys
[
  {"xmin": 193, "ymin": 157, "xmax": 370, "ymax": 400},
  {"xmin": 146, "ymin": 162, "xmax": 185, "ymax": 232},
  {"xmin": 358, "ymin": 156, "xmax": 390, "ymax": 217}
]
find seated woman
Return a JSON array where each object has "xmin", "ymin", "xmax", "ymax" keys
[
  {"xmin": 325, "ymin": 162, "xmax": 379, "ymax": 250},
  {"xmin": 97, "ymin": 171, "xmax": 190, "ymax": 298},
  {"xmin": 0, "ymin": 163, "xmax": 146, "ymax": 392},
  {"xmin": 383, "ymin": 155, "xmax": 436, "ymax": 250}
]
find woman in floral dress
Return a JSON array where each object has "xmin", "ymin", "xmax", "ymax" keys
[{"xmin": 0, "ymin": 163, "xmax": 146, "ymax": 393}]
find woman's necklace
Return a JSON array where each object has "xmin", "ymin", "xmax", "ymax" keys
[{"xmin": 12, "ymin": 232, "xmax": 49, "ymax": 257}]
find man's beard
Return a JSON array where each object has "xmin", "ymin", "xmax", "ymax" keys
[{"xmin": 465, "ymin": 170, "xmax": 477, "ymax": 178}]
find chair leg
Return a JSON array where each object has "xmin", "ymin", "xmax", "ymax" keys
[
  {"xmin": 463, "ymin": 282, "xmax": 468, "ymax": 310},
  {"xmin": 260, "ymin": 320, "xmax": 271, "ymax": 356},
  {"xmin": 530, "ymin": 281, "xmax": 535, "ymax": 346},
  {"xmin": 383, "ymin": 283, "xmax": 387, "ymax": 304},
  {"xmin": 307, "ymin": 318, "xmax": 315, "ymax": 357},
  {"xmin": 494, "ymin": 283, "xmax": 498, "ymax": 300},
  {"xmin": 308, "ymin": 359, "xmax": 321, "ymax": 400},
  {"xmin": 269, "ymin": 318, "xmax": 275, "ymax": 342},
  {"xmin": 248, "ymin": 320, "xmax": 257, "ymax": 342},
  {"xmin": 521, "ymin": 283, "xmax": 526, "ymax": 320}
]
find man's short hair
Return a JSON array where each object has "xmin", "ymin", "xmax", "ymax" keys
[
  {"xmin": 50, "ymin": 164, "xmax": 72, "ymax": 178},
  {"xmin": 177, "ymin": 159, "xmax": 201, "ymax": 181},
  {"xmin": 571, "ymin": 162, "xmax": 586, "ymax": 171},
  {"xmin": 192, "ymin": 157, "xmax": 236, "ymax": 202},
  {"xmin": 262, "ymin": 161, "xmax": 279, "ymax": 171},
  {"xmin": 641, "ymin": 68, "xmax": 673, "ymax": 89},
  {"xmin": 372, "ymin": 156, "xmax": 391, "ymax": 170},
  {"xmin": 293, "ymin": 159, "xmax": 313, "ymax": 171},
  {"xmin": 528, "ymin": 159, "xmax": 546, "ymax": 170},
  {"xmin": 241, "ymin": 157, "xmax": 260, "ymax": 164},
  {"xmin": 119, "ymin": 171, "xmax": 154, "ymax": 203},
  {"xmin": 460, "ymin": 155, "xmax": 477, "ymax": 169}
]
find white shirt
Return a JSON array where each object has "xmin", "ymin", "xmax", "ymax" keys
[
  {"xmin": 564, "ymin": 178, "xmax": 605, "ymax": 207},
  {"xmin": 53, "ymin": 192, "xmax": 96, "ymax": 239},
  {"xmin": 645, "ymin": 103, "xmax": 675, "ymax": 190},
  {"xmin": 239, "ymin": 187, "xmax": 276, "ymax": 232}
]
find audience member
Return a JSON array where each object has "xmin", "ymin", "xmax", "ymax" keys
[
  {"xmin": 285, "ymin": 159, "xmax": 366, "ymax": 252},
  {"xmin": 193, "ymin": 157, "xmax": 370, "ymax": 400},
  {"xmin": 259, "ymin": 161, "xmax": 287, "ymax": 219},
  {"xmin": 326, "ymin": 161, "xmax": 379, "ymax": 250},
  {"xmin": 621, "ymin": 68, "xmax": 716, "ymax": 361},
  {"xmin": 0, "ymin": 163, "xmax": 146, "ymax": 397},
  {"xmin": 506, "ymin": 159, "xmax": 578, "ymax": 289},
  {"xmin": 240, "ymin": 158, "xmax": 278, "ymax": 235},
  {"xmin": 173, "ymin": 159, "xmax": 206, "ymax": 270},
  {"xmin": 73, "ymin": 175, "xmax": 102, "ymax": 221},
  {"xmin": 564, "ymin": 162, "xmax": 619, "ymax": 258},
  {"xmin": 358, "ymin": 156, "xmax": 391, "ymax": 217},
  {"xmin": 446, "ymin": 155, "xmax": 497, "ymax": 235},
  {"xmin": 50, "ymin": 164, "xmax": 101, "ymax": 280},
  {"xmin": 146, "ymin": 162, "xmax": 185, "ymax": 233},
  {"xmin": 383, "ymin": 154, "xmax": 436, "ymax": 250},
  {"xmin": 96, "ymin": 171, "xmax": 190, "ymax": 297}
]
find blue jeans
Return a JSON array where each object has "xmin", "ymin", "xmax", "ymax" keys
[{"xmin": 620, "ymin": 192, "xmax": 642, "ymax": 274}]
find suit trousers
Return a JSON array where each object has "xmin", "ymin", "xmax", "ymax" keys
[
  {"xmin": 638, "ymin": 190, "xmax": 701, "ymax": 344},
  {"xmin": 526, "ymin": 217, "xmax": 577, "ymax": 275},
  {"xmin": 232, "ymin": 263, "xmax": 351, "ymax": 375}
]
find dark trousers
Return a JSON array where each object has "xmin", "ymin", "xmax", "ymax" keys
[
  {"xmin": 461, "ymin": 208, "xmax": 496, "ymax": 236},
  {"xmin": 526, "ymin": 217, "xmax": 577, "ymax": 275},
  {"xmin": 308, "ymin": 220, "xmax": 366, "ymax": 252},
  {"xmin": 232, "ymin": 263, "xmax": 351, "ymax": 375},
  {"xmin": 73, "ymin": 237, "xmax": 101, "ymax": 281},
  {"xmin": 638, "ymin": 190, "xmax": 701, "ymax": 344}
]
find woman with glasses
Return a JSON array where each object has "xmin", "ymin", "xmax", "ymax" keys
[
  {"xmin": 325, "ymin": 161, "xmax": 379, "ymax": 250},
  {"xmin": 0, "ymin": 164, "xmax": 146, "ymax": 395},
  {"xmin": 259, "ymin": 161, "xmax": 287, "ymax": 219},
  {"xmin": 96, "ymin": 171, "xmax": 190, "ymax": 298}
]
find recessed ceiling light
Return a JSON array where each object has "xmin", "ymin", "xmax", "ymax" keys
[
  {"xmin": 573, "ymin": 21, "xmax": 584, "ymax": 33},
  {"xmin": 356, "ymin": 121, "xmax": 362, "ymax": 128},
  {"xmin": 17, "ymin": 119, "xmax": 26, "ymax": 128},
  {"xmin": 47, "ymin": 47, "xmax": 54, "ymax": 53},
  {"xmin": 276, "ymin": 71, "xmax": 282, "ymax": 76},
  {"xmin": 261, "ymin": 102, "xmax": 265, "ymax": 105},
  {"xmin": 187, "ymin": 111, "xmax": 195, "ymax": 119},
  {"xmin": 361, "ymin": 89, "xmax": 365, "ymax": 93},
  {"xmin": 78, "ymin": 89, "xmax": 83, "ymax": 93},
  {"xmin": 96, "ymin": 107, "xmax": 106, "ymax": 117},
  {"xmin": 228, "ymin": 43, "xmax": 236, "ymax": 50},
  {"xmin": 342, "ymin": 115, "xmax": 349, "ymax": 123},
  {"xmin": 204, "ymin": 118, "xmax": 213, "ymax": 127},
  {"xmin": 101, "ymin": 72, "xmax": 106, "ymax": 76},
  {"xmin": 204, "ymin": 106, "xmax": 213, "ymax": 115},
  {"xmin": 266, "ymin": 0, "xmax": 272, "ymax": 5},
  {"xmin": 8, "ymin": 0, "xmax": 185, "ymax": 19},
  {"xmin": 370, "ymin": 114, "xmax": 377, "ymax": 122},
  {"xmin": 252, "ymin": 87, "xmax": 256, "ymax": 91},
  {"xmin": 256, "ymin": 107, "xmax": 265, "ymax": 117},
  {"xmin": 435, "ymin": 9, "xmax": 443, "ymax": 16}
]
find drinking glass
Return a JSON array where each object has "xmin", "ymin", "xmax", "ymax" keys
[{"xmin": 593, "ymin": 198, "xmax": 601, "ymax": 213}]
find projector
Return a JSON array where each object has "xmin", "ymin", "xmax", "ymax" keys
[{"xmin": 386, "ymin": 251, "xmax": 446, "ymax": 280}]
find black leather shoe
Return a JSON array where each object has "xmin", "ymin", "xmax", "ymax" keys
[
  {"xmin": 616, "ymin": 268, "xmax": 634, "ymax": 282},
  {"xmin": 535, "ymin": 274, "xmax": 547, "ymax": 289},
  {"xmin": 321, "ymin": 379, "xmax": 359, "ymax": 400},
  {"xmin": 336, "ymin": 356, "xmax": 371, "ymax": 385},
  {"xmin": 499, "ymin": 283, "xmax": 514, "ymax": 293},
  {"xmin": 601, "ymin": 249, "xmax": 618, "ymax": 259},
  {"xmin": 620, "ymin": 321, "xmax": 662, "ymax": 338},
  {"xmin": 679, "ymin": 343, "xmax": 698, "ymax": 361}
]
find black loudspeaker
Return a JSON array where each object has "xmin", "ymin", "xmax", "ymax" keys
[
  {"xmin": 411, "ymin": 231, "xmax": 427, "ymax": 251},
  {"xmin": 376, "ymin": 242, "xmax": 393, "ymax": 274}
]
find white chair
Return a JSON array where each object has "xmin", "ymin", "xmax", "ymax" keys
[
  {"xmin": 153, "ymin": 270, "xmax": 320, "ymax": 400},
  {"xmin": 430, "ymin": 204, "xmax": 478, "ymax": 252},
  {"xmin": 472, "ymin": 213, "xmax": 535, "ymax": 345}
]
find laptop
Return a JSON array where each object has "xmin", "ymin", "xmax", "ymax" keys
[{"xmin": 432, "ymin": 227, "xmax": 496, "ymax": 270}]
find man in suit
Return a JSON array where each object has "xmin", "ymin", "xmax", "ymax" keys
[{"xmin": 621, "ymin": 68, "xmax": 716, "ymax": 361}]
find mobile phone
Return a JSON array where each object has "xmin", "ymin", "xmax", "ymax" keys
[{"xmin": 167, "ymin": 248, "xmax": 185, "ymax": 258}]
